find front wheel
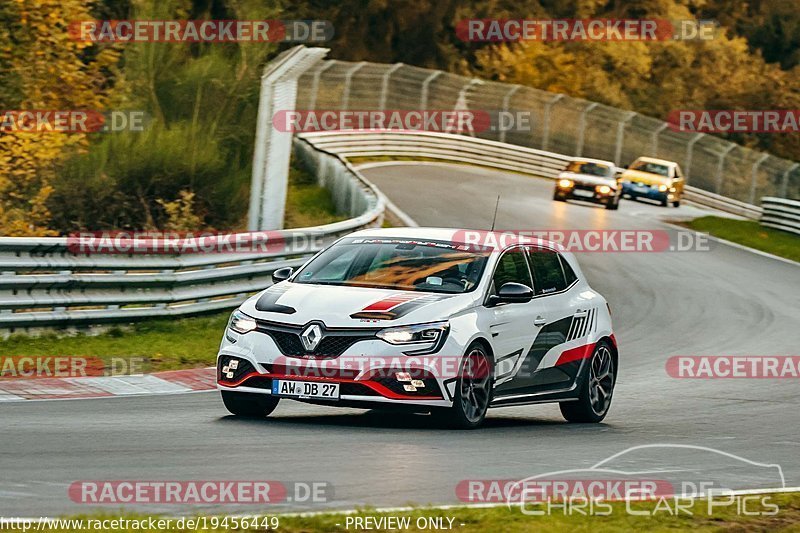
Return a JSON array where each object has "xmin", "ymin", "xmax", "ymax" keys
[
  {"xmin": 560, "ymin": 341, "xmax": 615, "ymax": 423},
  {"xmin": 221, "ymin": 391, "xmax": 280, "ymax": 418},
  {"xmin": 672, "ymin": 200, "xmax": 681, "ymax": 207},
  {"xmin": 553, "ymin": 191, "xmax": 567, "ymax": 202},
  {"xmin": 433, "ymin": 343, "xmax": 493, "ymax": 429},
  {"xmin": 605, "ymin": 197, "xmax": 620, "ymax": 210}
]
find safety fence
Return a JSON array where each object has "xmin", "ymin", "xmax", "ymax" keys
[{"xmin": 296, "ymin": 59, "xmax": 800, "ymax": 206}]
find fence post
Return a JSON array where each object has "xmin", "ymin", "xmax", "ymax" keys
[
  {"xmin": 780, "ymin": 163, "xmax": 798, "ymax": 198},
  {"xmin": 714, "ymin": 144, "xmax": 736, "ymax": 193},
  {"xmin": 499, "ymin": 84, "xmax": 521, "ymax": 143},
  {"xmin": 378, "ymin": 63, "xmax": 403, "ymax": 111},
  {"xmin": 420, "ymin": 71, "xmax": 441, "ymax": 110},
  {"xmin": 576, "ymin": 102, "xmax": 597, "ymax": 157},
  {"xmin": 541, "ymin": 94, "xmax": 564, "ymax": 151},
  {"xmin": 341, "ymin": 61, "xmax": 366, "ymax": 110},
  {"xmin": 749, "ymin": 153, "xmax": 769, "ymax": 204},
  {"xmin": 248, "ymin": 46, "xmax": 329, "ymax": 231},
  {"xmin": 684, "ymin": 133, "xmax": 704, "ymax": 183},
  {"xmin": 306, "ymin": 60, "xmax": 335, "ymax": 111},
  {"xmin": 451, "ymin": 79, "xmax": 483, "ymax": 137},
  {"xmin": 651, "ymin": 123, "xmax": 668, "ymax": 156},
  {"xmin": 614, "ymin": 112, "xmax": 636, "ymax": 166}
]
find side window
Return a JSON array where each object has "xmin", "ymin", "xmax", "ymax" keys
[
  {"xmin": 491, "ymin": 248, "xmax": 532, "ymax": 294},
  {"xmin": 527, "ymin": 248, "xmax": 567, "ymax": 295},
  {"xmin": 560, "ymin": 255, "xmax": 578, "ymax": 286}
]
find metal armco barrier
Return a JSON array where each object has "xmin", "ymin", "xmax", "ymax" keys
[
  {"xmin": 0, "ymin": 137, "xmax": 384, "ymax": 331},
  {"xmin": 761, "ymin": 197, "xmax": 800, "ymax": 236},
  {"xmin": 298, "ymin": 130, "xmax": 764, "ymax": 219}
]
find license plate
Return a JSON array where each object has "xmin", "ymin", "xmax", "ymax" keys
[
  {"xmin": 633, "ymin": 186, "xmax": 649, "ymax": 193},
  {"xmin": 272, "ymin": 379, "xmax": 339, "ymax": 400},
  {"xmin": 573, "ymin": 189, "xmax": 595, "ymax": 198}
]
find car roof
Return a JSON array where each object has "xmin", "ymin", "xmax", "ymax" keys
[
  {"xmin": 346, "ymin": 227, "xmax": 564, "ymax": 252},
  {"xmin": 567, "ymin": 157, "xmax": 616, "ymax": 167},
  {"xmin": 631, "ymin": 156, "xmax": 677, "ymax": 166}
]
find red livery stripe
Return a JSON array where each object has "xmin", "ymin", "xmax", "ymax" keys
[
  {"xmin": 555, "ymin": 342, "xmax": 596, "ymax": 366},
  {"xmin": 362, "ymin": 292, "xmax": 420, "ymax": 311}
]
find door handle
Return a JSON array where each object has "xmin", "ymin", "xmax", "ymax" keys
[{"xmin": 534, "ymin": 316, "xmax": 547, "ymax": 326}]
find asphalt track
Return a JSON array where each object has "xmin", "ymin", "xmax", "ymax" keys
[{"xmin": 1, "ymin": 163, "xmax": 799, "ymax": 517}]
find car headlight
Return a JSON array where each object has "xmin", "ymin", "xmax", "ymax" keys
[
  {"xmin": 658, "ymin": 184, "xmax": 668, "ymax": 192},
  {"xmin": 596, "ymin": 185, "xmax": 612, "ymax": 195},
  {"xmin": 558, "ymin": 179, "xmax": 574, "ymax": 188},
  {"xmin": 377, "ymin": 321, "xmax": 449, "ymax": 345},
  {"xmin": 228, "ymin": 310, "xmax": 257, "ymax": 334}
]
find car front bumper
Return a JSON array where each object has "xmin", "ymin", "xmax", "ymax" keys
[
  {"xmin": 622, "ymin": 182, "xmax": 668, "ymax": 202},
  {"xmin": 216, "ymin": 326, "xmax": 465, "ymax": 408},
  {"xmin": 556, "ymin": 185, "xmax": 618, "ymax": 204}
]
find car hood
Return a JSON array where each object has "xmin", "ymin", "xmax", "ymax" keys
[
  {"xmin": 620, "ymin": 169, "xmax": 670, "ymax": 186},
  {"xmin": 559, "ymin": 171, "xmax": 616, "ymax": 187},
  {"xmin": 239, "ymin": 282, "xmax": 479, "ymax": 327}
]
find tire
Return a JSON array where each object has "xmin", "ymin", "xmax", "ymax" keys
[
  {"xmin": 660, "ymin": 197, "xmax": 668, "ymax": 207},
  {"xmin": 560, "ymin": 341, "xmax": 615, "ymax": 423},
  {"xmin": 672, "ymin": 200, "xmax": 681, "ymax": 208},
  {"xmin": 553, "ymin": 191, "xmax": 567, "ymax": 202},
  {"xmin": 221, "ymin": 391, "xmax": 280, "ymax": 418},
  {"xmin": 433, "ymin": 343, "xmax": 493, "ymax": 429},
  {"xmin": 605, "ymin": 198, "xmax": 620, "ymax": 210}
]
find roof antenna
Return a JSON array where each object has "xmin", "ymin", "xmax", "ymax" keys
[{"xmin": 490, "ymin": 195, "xmax": 501, "ymax": 231}]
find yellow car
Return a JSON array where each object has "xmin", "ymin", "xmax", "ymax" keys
[{"xmin": 620, "ymin": 157, "xmax": 685, "ymax": 207}]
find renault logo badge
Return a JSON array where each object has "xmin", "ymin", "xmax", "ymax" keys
[{"xmin": 301, "ymin": 324, "xmax": 323, "ymax": 351}]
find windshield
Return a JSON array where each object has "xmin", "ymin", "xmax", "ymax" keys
[
  {"xmin": 564, "ymin": 161, "xmax": 613, "ymax": 177},
  {"xmin": 630, "ymin": 160, "xmax": 670, "ymax": 177},
  {"xmin": 293, "ymin": 237, "xmax": 490, "ymax": 294}
]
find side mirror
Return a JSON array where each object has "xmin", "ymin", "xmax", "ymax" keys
[
  {"xmin": 272, "ymin": 266, "xmax": 294, "ymax": 283},
  {"xmin": 488, "ymin": 282, "xmax": 534, "ymax": 306}
]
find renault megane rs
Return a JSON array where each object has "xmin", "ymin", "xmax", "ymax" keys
[{"xmin": 217, "ymin": 228, "xmax": 618, "ymax": 428}]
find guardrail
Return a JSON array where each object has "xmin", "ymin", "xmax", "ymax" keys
[
  {"xmin": 0, "ymin": 137, "xmax": 384, "ymax": 332},
  {"xmin": 298, "ymin": 130, "xmax": 764, "ymax": 219},
  {"xmin": 760, "ymin": 197, "xmax": 800, "ymax": 236}
]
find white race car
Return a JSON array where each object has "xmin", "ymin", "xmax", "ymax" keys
[{"xmin": 217, "ymin": 228, "xmax": 618, "ymax": 428}]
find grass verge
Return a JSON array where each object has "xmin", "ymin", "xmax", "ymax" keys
[
  {"xmin": 0, "ymin": 312, "xmax": 228, "ymax": 372},
  {"xmin": 677, "ymin": 215, "xmax": 800, "ymax": 263},
  {"xmin": 284, "ymin": 163, "xmax": 348, "ymax": 228},
  {"xmin": 28, "ymin": 492, "xmax": 800, "ymax": 532}
]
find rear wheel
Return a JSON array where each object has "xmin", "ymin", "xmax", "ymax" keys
[
  {"xmin": 560, "ymin": 341, "xmax": 615, "ymax": 423},
  {"xmin": 434, "ymin": 343, "xmax": 493, "ymax": 429},
  {"xmin": 221, "ymin": 391, "xmax": 280, "ymax": 418}
]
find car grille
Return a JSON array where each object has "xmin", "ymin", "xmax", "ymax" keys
[{"xmin": 256, "ymin": 320, "xmax": 378, "ymax": 358}]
